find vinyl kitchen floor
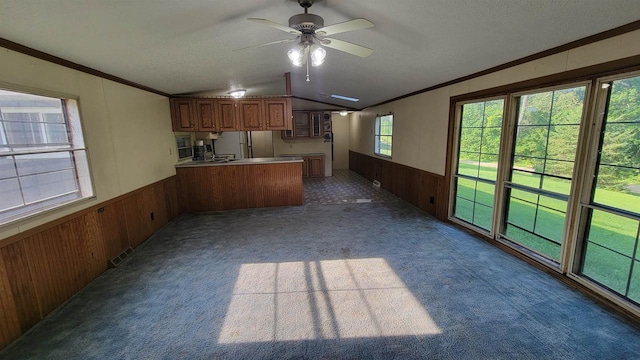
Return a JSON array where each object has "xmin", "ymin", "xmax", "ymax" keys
[{"xmin": 303, "ymin": 169, "xmax": 398, "ymax": 205}]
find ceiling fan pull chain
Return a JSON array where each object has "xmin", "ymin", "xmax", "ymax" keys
[{"xmin": 306, "ymin": 55, "xmax": 310, "ymax": 82}]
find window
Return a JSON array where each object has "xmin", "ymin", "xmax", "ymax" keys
[
  {"xmin": 452, "ymin": 99, "xmax": 504, "ymax": 231},
  {"xmin": 501, "ymin": 85, "xmax": 587, "ymax": 262},
  {"xmin": 449, "ymin": 71, "xmax": 640, "ymax": 313},
  {"xmin": 176, "ymin": 135, "xmax": 193, "ymax": 160},
  {"xmin": 374, "ymin": 114, "xmax": 393, "ymax": 157},
  {"xmin": 578, "ymin": 74, "xmax": 640, "ymax": 304},
  {"xmin": 0, "ymin": 88, "xmax": 93, "ymax": 225}
]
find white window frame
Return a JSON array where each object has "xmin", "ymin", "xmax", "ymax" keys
[
  {"xmin": 0, "ymin": 85, "xmax": 94, "ymax": 227},
  {"xmin": 374, "ymin": 114, "xmax": 393, "ymax": 158}
]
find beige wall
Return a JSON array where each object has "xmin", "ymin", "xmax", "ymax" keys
[
  {"xmin": 273, "ymin": 134, "xmax": 332, "ymax": 176},
  {"xmin": 350, "ymin": 29, "xmax": 640, "ymax": 176},
  {"xmin": 332, "ymin": 113, "xmax": 350, "ymax": 170},
  {"xmin": 0, "ymin": 47, "xmax": 175, "ymax": 240}
]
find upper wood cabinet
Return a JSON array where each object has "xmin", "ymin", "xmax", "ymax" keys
[
  {"xmin": 170, "ymin": 97, "xmax": 292, "ymax": 132},
  {"xmin": 216, "ymin": 99, "xmax": 238, "ymax": 131},
  {"xmin": 265, "ymin": 98, "xmax": 292, "ymax": 131},
  {"xmin": 239, "ymin": 100, "xmax": 263, "ymax": 131},
  {"xmin": 171, "ymin": 99, "xmax": 196, "ymax": 132},
  {"xmin": 195, "ymin": 99, "xmax": 216, "ymax": 131},
  {"xmin": 294, "ymin": 112, "xmax": 310, "ymax": 137},
  {"xmin": 310, "ymin": 112, "xmax": 323, "ymax": 138},
  {"xmin": 284, "ymin": 111, "xmax": 327, "ymax": 139}
]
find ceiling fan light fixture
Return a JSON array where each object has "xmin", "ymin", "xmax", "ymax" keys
[
  {"xmin": 310, "ymin": 44, "xmax": 326, "ymax": 67},
  {"xmin": 339, "ymin": 110, "xmax": 349, "ymax": 116},
  {"xmin": 228, "ymin": 89, "xmax": 246, "ymax": 98},
  {"xmin": 287, "ymin": 44, "xmax": 307, "ymax": 67}
]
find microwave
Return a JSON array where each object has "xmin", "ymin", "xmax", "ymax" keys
[{"xmin": 176, "ymin": 135, "xmax": 192, "ymax": 160}]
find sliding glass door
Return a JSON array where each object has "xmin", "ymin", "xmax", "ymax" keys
[
  {"xmin": 449, "ymin": 71, "xmax": 640, "ymax": 312},
  {"xmin": 451, "ymin": 99, "xmax": 504, "ymax": 232},
  {"xmin": 577, "ymin": 74, "xmax": 640, "ymax": 304},
  {"xmin": 500, "ymin": 85, "xmax": 588, "ymax": 262}
]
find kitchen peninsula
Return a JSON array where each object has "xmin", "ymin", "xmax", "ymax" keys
[{"xmin": 175, "ymin": 157, "xmax": 304, "ymax": 213}]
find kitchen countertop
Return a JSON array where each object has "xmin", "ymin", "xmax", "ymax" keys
[
  {"xmin": 279, "ymin": 153, "xmax": 325, "ymax": 157},
  {"xmin": 175, "ymin": 156, "xmax": 304, "ymax": 168}
]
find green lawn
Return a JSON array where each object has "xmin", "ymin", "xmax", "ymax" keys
[{"xmin": 454, "ymin": 162, "xmax": 640, "ymax": 302}]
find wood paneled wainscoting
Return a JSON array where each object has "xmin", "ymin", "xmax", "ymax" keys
[
  {"xmin": 0, "ymin": 176, "xmax": 179, "ymax": 349},
  {"xmin": 177, "ymin": 162, "xmax": 304, "ymax": 213},
  {"xmin": 349, "ymin": 151, "xmax": 446, "ymax": 220}
]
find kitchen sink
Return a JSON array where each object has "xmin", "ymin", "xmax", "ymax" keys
[{"xmin": 209, "ymin": 158, "xmax": 239, "ymax": 163}]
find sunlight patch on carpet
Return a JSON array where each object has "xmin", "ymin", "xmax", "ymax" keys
[{"xmin": 218, "ymin": 258, "xmax": 441, "ymax": 343}]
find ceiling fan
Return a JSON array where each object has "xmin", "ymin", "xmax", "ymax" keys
[{"xmin": 240, "ymin": 0, "xmax": 374, "ymax": 81}]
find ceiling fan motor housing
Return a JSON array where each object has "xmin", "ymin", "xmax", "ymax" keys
[{"xmin": 289, "ymin": 14, "xmax": 324, "ymax": 33}]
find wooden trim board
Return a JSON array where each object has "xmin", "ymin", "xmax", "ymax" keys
[{"xmin": 0, "ymin": 176, "xmax": 179, "ymax": 349}]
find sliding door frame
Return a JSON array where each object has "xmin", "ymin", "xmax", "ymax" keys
[
  {"xmin": 567, "ymin": 70, "xmax": 640, "ymax": 317},
  {"xmin": 448, "ymin": 96, "xmax": 507, "ymax": 238},
  {"xmin": 446, "ymin": 59, "xmax": 640, "ymax": 320},
  {"xmin": 496, "ymin": 81, "xmax": 593, "ymax": 272}
]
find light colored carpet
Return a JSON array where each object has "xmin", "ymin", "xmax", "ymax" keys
[{"xmin": 2, "ymin": 184, "xmax": 640, "ymax": 359}]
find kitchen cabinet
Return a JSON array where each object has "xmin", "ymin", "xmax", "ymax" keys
[
  {"xmin": 284, "ymin": 111, "xmax": 326, "ymax": 139},
  {"xmin": 310, "ymin": 112, "xmax": 323, "ymax": 137},
  {"xmin": 281, "ymin": 128, "xmax": 295, "ymax": 139},
  {"xmin": 264, "ymin": 98, "xmax": 292, "ymax": 130},
  {"xmin": 195, "ymin": 99, "xmax": 216, "ymax": 131},
  {"xmin": 171, "ymin": 99, "xmax": 196, "ymax": 131},
  {"xmin": 307, "ymin": 156, "xmax": 324, "ymax": 177},
  {"xmin": 239, "ymin": 100, "xmax": 263, "ymax": 131},
  {"xmin": 288, "ymin": 154, "xmax": 324, "ymax": 177},
  {"xmin": 294, "ymin": 112, "xmax": 310, "ymax": 137},
  {"xmin": 176, "ymin": 159, "xmax": 304, "ymax": 212},
  {"xmin": 216, "ymin": 99, "xmax": 238, "ymax": 131},
  {"xmin": 171, "ymin": 97, "xmax": 292, "ymax": 132},
  {"xmin": 278, "ymin": 154, "xmax": 325, "ymax": 177}
]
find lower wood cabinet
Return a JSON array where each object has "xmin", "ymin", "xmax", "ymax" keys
[
  {"xmin": 302, "ymin": 155, "xmax": 324, "ymax": 178},
  {"xmin": 176, "ymin": 163, "xmax": 304, "ymax": 212},
  {"xmin": 307, "ymin": 156, "xmax": 324, "ymax": 178}
]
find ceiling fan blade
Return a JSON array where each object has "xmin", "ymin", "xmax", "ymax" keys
[
  {"xmin": 233, "ymin": 38, "xmax": 297, "ymax": 51},
  {"xmin": 316, "ymin": 19, "xmax": 374, "ymax": 36},
  {"xmin": 321, "ymin": 38, "xmax": 374, "ymax": 58},
  {"xmin": 248, "ymin": 18, "xmax": 301, "ymax": 35}
]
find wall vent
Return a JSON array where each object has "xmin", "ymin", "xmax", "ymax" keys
[{"xmin": 109, "ymin": 247, "xmax": 134, "ymax": 268}]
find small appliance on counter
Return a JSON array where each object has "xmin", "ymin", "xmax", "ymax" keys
[
  {"xmin": 193, "ymin": 139, "xmax": 214, "ymax": 161},
  {"xmin": 193, "ymin": 140, "xmax": 206, "ymax": 161}
]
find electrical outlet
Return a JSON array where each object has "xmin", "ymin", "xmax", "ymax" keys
[
  {"xmin": 429, "ymin": 196, "xmax": 435, "ymax": 204},
  {"xmin": 289, "ymin": 144, "xmax": 293, "ymax": 148},
  {"xmin": 169, "ymin": 147, "xmax": 172, "ymax": 155},
  {"xmin": 150, "ymin": 212, "xmax": 155, "ymax": 221}
]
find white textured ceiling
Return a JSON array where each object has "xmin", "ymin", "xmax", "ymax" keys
[{"xmin": 1, "ymin": 0, "xmax": 640, "ymax": 109}]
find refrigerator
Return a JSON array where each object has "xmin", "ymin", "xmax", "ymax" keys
[{"xmin": 213, "ymin": 131, "xmax": 246, "ymax": 159}]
